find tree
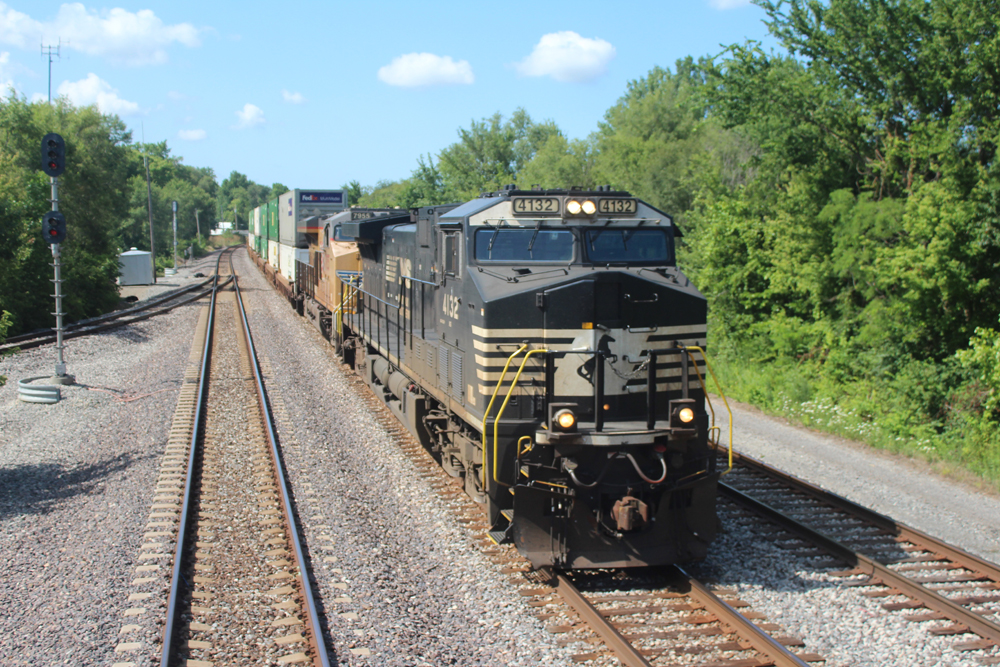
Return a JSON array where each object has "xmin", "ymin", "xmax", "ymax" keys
[
  {"xmin": 438, "ymin": 109, "xmax": 560, "ymax": 199},
  {"xmin": 517, "ymin": 134, "xmax": 595, "ymax": 191},
  {"xmin": 0, "ymin": 96, "xmax": 132, "ymax": 333}
]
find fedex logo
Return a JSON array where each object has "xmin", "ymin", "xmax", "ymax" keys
[{"xmin": 299, "ymin": 191, "xmax": 344, "ymax": 204}]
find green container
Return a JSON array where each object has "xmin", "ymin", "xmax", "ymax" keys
[{"xmin": 267, "ymin": 198, "xmax": 280, "ymax": 239}]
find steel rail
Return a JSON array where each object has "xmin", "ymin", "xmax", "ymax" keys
[
  {"xmin": 234, "ymin": 256, "xmax": 332, "ymax": 667},
  {"xmin": 720, "ymin": 482, "xmax": 1000, "ymax": 644},
  {"xmin": 543, "ymin": 569, "xmax": 653, "ymax": 667},
  {"xmin": 2, "ymin": 247, "xmax": 238, "ymax": 352},
  {"xmin": 1, "ymin": 279, "xmax": 233, "ymax": 354},
  {"xmin": 159, "ymin": 261, "xmax": 220, "ymax": 666},
  {"xmin": 2, "ymin": 278, "xmax": 214, "ymax": 346},
  {"xmin": 729, "ymin": 449, "xmax": 1000, "ymax": 583},
  {"xmin": 546, "ymin": 567, "xmax": 814, "ymax": 667},
  {"xmin": 673, "ymin": 565, "xmax": 813, "ymax": 667}
]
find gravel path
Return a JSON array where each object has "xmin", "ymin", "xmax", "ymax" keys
[
  {"xmin": 713, "ymin": 402, "xmax": 1000, "ymax": 563},
  {"xmin": 0, "ymin": 256, "xmax": 215, "ymax": 666}
]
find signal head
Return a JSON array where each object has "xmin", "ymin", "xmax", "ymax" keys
[
  {"xmin": 40, "ymin": 133, "xmax": 66, "ymax": 177},
  {"xmin": 42, "ymin": 211, "xmax": 67, "ymax": 244}
]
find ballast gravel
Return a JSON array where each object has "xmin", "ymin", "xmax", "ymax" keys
[
  {"xmin": 0, "ymin": 255, "xmax": 216, "ymax": 666},
  {"xmin": 715, "ymin": 404, "xmax": 1000, "ymax": 563},
  {"xmin": 3, "ymin": 245, "xmax": 1000, "ymax": 666},
  {"xmin": 232, "ymin": 251, "xmax": 574, "ymax": 666}
]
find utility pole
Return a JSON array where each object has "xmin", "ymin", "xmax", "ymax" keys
[
  {"xmin": 233, "ymin": 205, "xmax": 238, "ymax": 232},
  {"xmin": 41, "ymin": 41, "xmax": 61, "ymax": 104},
  {"xmin": 172, "ymin": 201, "xmax": 178, "ymax": 272},
  {"xmin": 144, "ymin": 155, "xmax": 156, "ymax": 283},
  {"xmin": 194, "ymin": 209, "xmax": 201, "ymax": 239}
]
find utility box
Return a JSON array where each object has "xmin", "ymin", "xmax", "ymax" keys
[{"xmin": 118, "ymin": 247, "xmax": 154, "ymax": 285}]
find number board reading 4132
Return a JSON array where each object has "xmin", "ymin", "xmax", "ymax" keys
[{"xmin": 512, "ymin": 197, "xmax": 560, "ymax": 215}]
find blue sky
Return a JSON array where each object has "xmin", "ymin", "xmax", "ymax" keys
[{"xmin": 1, "ymin": 1, "xmax": 777, "ymax": 191}]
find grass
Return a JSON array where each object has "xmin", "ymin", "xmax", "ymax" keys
[{"xmin": 708, "ymin": 349, "xmax": 1000, "ymax": 493}]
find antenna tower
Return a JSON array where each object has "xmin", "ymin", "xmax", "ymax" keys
[{"xmin": 41, "ymin": 41, "xmax": 62, "ymax": 103}]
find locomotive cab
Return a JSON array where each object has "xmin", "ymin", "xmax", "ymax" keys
[{"xmin": 339, "ymin": 188, "xmax": 723, "ymax": 569}]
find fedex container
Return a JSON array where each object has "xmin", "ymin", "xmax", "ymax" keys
[{"xmin": 278, "ymin": 189, "xmax": 347, "ymax": 247}]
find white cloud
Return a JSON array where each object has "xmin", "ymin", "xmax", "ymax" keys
[
  {"xmin": 178, "ymin": 128, "xmax": 206, "ymax": 141},
  {"xmin": 708, "ymin": 0, "xmax": 752, "ymax": 7},
  {"xmin": 377, "ymin": 53, "xmax": 474, "ymax": 88},
  {"xmin": 233, "ymin": 103, "xmax": 264, "ymax": 129},
  {"xmin": 514, "ymin": 31, "xmax": 615, "ymax": 83},
  {"xmin": 0, "ymin": 2, "xmax": 201, "ymax": 66},
  {"xmin": 0, "ymin": 51, "xmax": 12, "ymax": 97},
  {"xmin": 57, "ymin": 73, "xmax": 141, "ymax": 115},
  {"xmin": 282, "ymin": 89, "xmax": 305, "ymax": 104}
]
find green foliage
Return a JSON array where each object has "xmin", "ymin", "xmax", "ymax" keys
[
  {"xmin": 676, "ymin": 0, "xmax": 1000, "ymax": 485},
  {"xmin": 517, "ymin": 134, "xmax": 594, "ymax": 191},
  {"xmin": 592, "ymin": 58, "xmax": 727, "ymax": 220},
  {"xmin": 958, "ymin": 319, "xmax": 1000, "ymax": 418},
  {"xmin": 124, "ymin": 142, "xmax": 218, "ymax": 256},
  {"xmin": 343, "ymin": 180, "xmax": 363, "ymax": 206},
  {"xmin": 0, "ymin": 96, "xmax": 131, "ymax": 334},
  {"xmin": 438, "ymin": 108, "xmax": 560, "ymax": 200},
  {"xmin": 354, "ymin": 180, "xmax": 410, "ymax": 209},
  {"xmin": 216, "ymin": 170, "xmax": 266, "ymax": 229}
]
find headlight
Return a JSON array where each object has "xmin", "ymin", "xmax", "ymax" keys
[
  {"xmin": 555, "ymin": 409, "xmax": 576, "ymax": 430},
  {"xmin": 566, "ymin": 200, "xmax": 582, "ymax": 215},
  {"xmin": 581, "ymin": 200, "xmax": 596, "ymax": 214},
  {"xmin": 669, "ymin": 398, "xmax": 698, "ymax": 431}
]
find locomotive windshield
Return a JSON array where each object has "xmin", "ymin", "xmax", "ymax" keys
[
  {"xmin": 474, "ymin": 228, "xmax": 574, "ymax": 262},
  {"xmin": 585, "ymin": 228, "xmax": 672, "ymax": 264}
]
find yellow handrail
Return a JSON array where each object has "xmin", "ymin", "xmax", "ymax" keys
[
  {"xmin": 332, "ymin": 283, "xmax": 360, "ymax": 336},
  {"xmin": 493, "ymin": 348, "xmax": 548, "ymax": 487},
  {"xmin": 481, "ymin": 345, "xmax": 527, "ymax": 489},
  {"xmin": 684, "ymin": 345, "xmax": 734, "ymax": 475}
]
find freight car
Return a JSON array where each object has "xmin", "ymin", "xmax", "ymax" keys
[
  {"xmin": 293, "ymin": 208, "xmax": 399, "ymax": 344},
  {"xmin": 246, "ymin": 189, "xmax": 349, "ymax": 300},
  {"xmin": 306, "ymin": 186, "xmax": 731, "ymax": 569}
]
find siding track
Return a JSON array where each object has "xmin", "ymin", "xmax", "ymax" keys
[{"xmin": 721, "ymin": 449, "xmax": 1000, "ymax": 661}]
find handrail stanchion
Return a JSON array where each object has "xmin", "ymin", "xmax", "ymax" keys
[
  {"xmin": 481, "ymin": 345, "xmax": 527, "ymax": 490},
  {"xmin": 493, "ymin": 348, "xmax": 549, "ymax": 486},
  {"xmin": 595, "ymin": 351, "xmax": 605, "ymax": 432},
  {"xmin": 646, "ymin": 351, "xmax": 657, "ymax": 430},
  {"xmin": 684, "ymin": 346, "xmax": 734, "ymax": 475}
]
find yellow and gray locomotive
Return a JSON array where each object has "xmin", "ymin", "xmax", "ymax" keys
[{"xmin": 337, "ymin": 187, "xmax": 725, "ymax": 568}]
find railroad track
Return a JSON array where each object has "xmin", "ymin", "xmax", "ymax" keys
[
  {"xmin": 721, "ymin": 449, "xmax": 1000, "ymax": 663},
  {"xmin": 0, "ymin": 248, "xmax": 237, "ymax": 354},
  {"xmin": 154, "ymin": 248, "xmax": 330, "ymax": 666},
  {"xmin": 333, "ymin": 356, "xmax": 825, "ymax": 666},
  {"xmin": 244, "ymin": 253, "xmax": 997, "ymax": 665}
]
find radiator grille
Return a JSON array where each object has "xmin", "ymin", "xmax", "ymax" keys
[
  {"xmin": 451, "ymin": 353, "xmax": 463, "ymax": 400},
  {"xmin": 438, "ymin": 344, "xmax": 449, "ymax": 391}
]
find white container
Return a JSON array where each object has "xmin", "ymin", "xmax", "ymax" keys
[
  {"xmin": 119, "ymin": 247, "xmax": 154, "ymax": 285},
  {"xmin": 278, "ymin": 189, "xmax": 347, "ymax": 247}
]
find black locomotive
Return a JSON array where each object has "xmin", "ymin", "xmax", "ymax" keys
[{"xmin": 322, "ymin": 187, "xmax": 721, "ymax": 568}]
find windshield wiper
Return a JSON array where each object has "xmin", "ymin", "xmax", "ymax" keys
[
  {"xmin": 487, "ymin": 219, "xmax": 507, "ymax": 256},
  {"xmin": 527, "ymin": 219, "xmax": 543, "ymax": 252}
]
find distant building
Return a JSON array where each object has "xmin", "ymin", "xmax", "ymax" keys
[{"xmin": 210, "ymin": 221, "xmax": 234, "ymax": 236}]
